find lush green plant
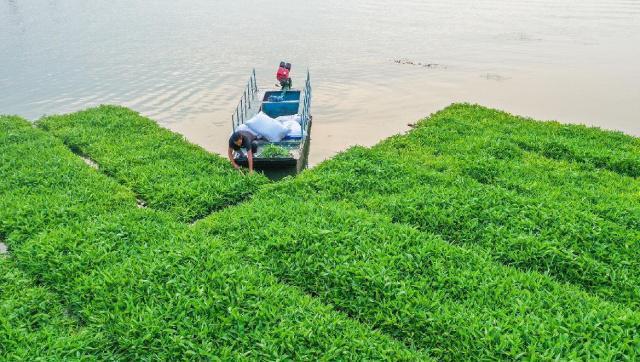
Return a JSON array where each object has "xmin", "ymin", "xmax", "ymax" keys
[
  {"xmin": 195, "ymin": 193, "xmax": 640, "ymax": 361},
  {"xmin": 0, "ymin": 257, "xmax": 116, "ymax": 359},
  {"xmin": 0, "ymin": 115, "xmax": 136, "ymax": 243},
  {"xmin": 0, "ymin": 115, "xmax": 426, "ymax": 360},
  {"xmin": 274, "ymin": 105, "xmax": 640, "ymax": 307},
  {"xmin": 37, "ymin": 106, "xmax": 269, "ymax": 222},
  {"xmin": 260, "ymin": 144, "xmax": 291, "ymax": 158},
  {"xmin": 3, "ymin": 103, "xmax": 640, "ymax": 360},
  {"xmin": 405, "ymin": 103, "xmax": 640, "ymax": 177},
  {"xmin": 14, "ymin": 210, "xmax": 424, "ymax": 360}
]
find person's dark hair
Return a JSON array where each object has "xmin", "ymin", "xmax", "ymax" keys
[{"xmin": 230, "ymin": 131, "xmax": 242, "ymax": 142}]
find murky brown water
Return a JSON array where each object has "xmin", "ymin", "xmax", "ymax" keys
[{"xmin": 2, "ymin": 0, "xmax": 639, "ymax": 166}]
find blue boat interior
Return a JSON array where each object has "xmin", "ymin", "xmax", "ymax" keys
[
  {"xmin": 263, "ymin": 90, "xmax": 300, "ymax": 102},
  {"xmin": 261, "ymin": 90, "xmax": 301, "ymax": 118}
]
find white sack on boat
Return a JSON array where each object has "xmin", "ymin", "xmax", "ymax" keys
[
  {"xmin": 281, "ymin": 120, "xmax": 302, "ymax": 138},
  {"xmin": 235, "ymin": 123, "xmax": 259, "ymax": 137},
  {"xmin": 276, "ymin": 114, "xmax": 302, "ymax": 124},
  {"xmin": 245, "ymin": 112, "xmax": 289, "ymax": 142}
]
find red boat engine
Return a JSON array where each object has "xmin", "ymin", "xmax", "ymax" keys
[{"xmin": 276, "ymin": 61, "xmax": 292, "ymax": 89}]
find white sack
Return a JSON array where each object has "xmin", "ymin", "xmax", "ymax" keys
[
  {"xmin": 276, "ymin": 114, "xmax": 302, "ymax": 124},
  {"xmin": 245, "ymin": 112, "xmax": 289, "ymax": 142},
  {"xmin": 282, "ymin": 120, "xmax": 302, "ymax": 138},
  {"xmin": 235, "ymin": 123, "xmax": 258, "ymax": 137}
]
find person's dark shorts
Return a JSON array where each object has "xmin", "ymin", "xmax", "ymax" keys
[{"xmin": 250, "ymin": 141, "xmax": 258, "ymax": 154}]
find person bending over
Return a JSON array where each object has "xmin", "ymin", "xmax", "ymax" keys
[{"xmin": 228, "ymin": 131, "xmax": 257, "ymax": 173}]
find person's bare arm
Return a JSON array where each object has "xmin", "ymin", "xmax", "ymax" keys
[
  {"xmin": 228, "ymin": 147, "xmax": 240, "ymax": 169},
  {"xmin": 247, "ymin": 149, "xmax": 254, "ymax": 173}
]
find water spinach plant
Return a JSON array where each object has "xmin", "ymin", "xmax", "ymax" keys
[
  {"xmin": 37, "ymin": 105, "xmax": 268, "ymax": 222},
  {"xmin": 0, "ymin": 257, "xmax": 116, "ymax": 359},
  {"xmin": 274, "ymin": 104, "xmax": 640, "ymax": 308},
  {"xmin": 0, "ymin": 115, "xmax": 426, "ymax": 360},
  {"xmin": 3, "ymin": 103, "xmax": 639, "ymax": 360},
  {"xmin": 195, "ymin": 187, "xmax": 640, "ymax": 361},
  {"xmin": 260, "ymin": 144, "xmax": 291, "ymax": 158}
]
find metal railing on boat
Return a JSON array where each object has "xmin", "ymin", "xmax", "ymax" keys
[
  {"xmin": 231, "ymin": 68, "xmax": 311, "ymax": 135},
  {"xmin": 300, "ymin": 70, "xmax": 312, "ymax": 136},
  {"xmin": 232, "ymin": 69, "xmax": 258, "ymax": 131}
]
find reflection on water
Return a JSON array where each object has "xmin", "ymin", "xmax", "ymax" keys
[{"xmin": 1, "ymin": 0, "xmax": 639, "ymax": 166}]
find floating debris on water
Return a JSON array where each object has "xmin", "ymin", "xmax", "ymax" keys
[
  {"xmin": 498, "ymin": 32, "xmax": 543, "ymax": 42},
  {"xmin": 481, "ymin": 73, "xmax": 510, "ymax": 81},
  {"xmin": 393, "ymin": 58, "xmax": 446, "ymax": 69}
]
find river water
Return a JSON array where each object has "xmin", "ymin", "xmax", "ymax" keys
[{"xmin": 2, "ymin": 0, "xmax": 639, "ymax": 165}]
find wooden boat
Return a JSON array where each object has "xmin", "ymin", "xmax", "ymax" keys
[{"xmin": 231, "ymin": 67, "xmax": 312, "ymax": 173}]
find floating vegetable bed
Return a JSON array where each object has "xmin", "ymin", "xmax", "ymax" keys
[
  {"xmin": 2, "ymin": 104, "xmax": 639, "ymax": 360},
  {"xmin": 38, "ymin": 106, "xmax": 268, "ymax": 222},
  {"xmin": 270, "ymin": 105, "xmax": 640, "ymax": 308},
  {"xmin": 0, "ymin": 115, "xmax": 424, "ymax": 360},
  {"xmin": 195, "ymin": 189, "xmax": 640, "ymax": 361}
]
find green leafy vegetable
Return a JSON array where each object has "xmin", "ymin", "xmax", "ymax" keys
[
  {"xmin": 3, "ymin": 102, "xmax": 640, "ymax": 360},
  {"xmin": 37, "ymin": 106, "xmax": 269, "ymax": 222},
  {"xmin": 0, "ymin": 114, "xmax": 426, "ymax": 360},
  {"xmin": 260, "ymin": 144, "xmax": 291, "ymax": 158}
]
